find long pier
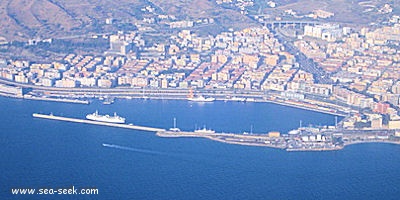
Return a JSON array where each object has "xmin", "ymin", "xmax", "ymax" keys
[
  {"xmin": 32, "ymin": 113, "xmax": 400, "ymax": 152},
  {"xmin": 156, "ymin": 131, "xmax": 287, "ymax": 149},
  {"xmin": 32, "ymin": 113, "xmax": 165, "ymax": 132}
]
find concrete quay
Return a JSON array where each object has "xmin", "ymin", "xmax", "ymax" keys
[
  {"xmin": 32, "ymin": 113, "xmax": 165, "ymax": 132},
  {"xmin": 32, "ymin": 114, "xmax": 400, "ymax": 152},
  {"xmin": 156, "ymin": 131, "xmax": 287, "ymax": 149},
  {"xmin": 157, "ymin": 130, "xmax": 400, "ymax": 151},
  {"xmin": 25, "ymin": 95, "xmax": 90, "ymax": 104}
]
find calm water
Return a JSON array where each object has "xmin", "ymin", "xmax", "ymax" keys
[{"xmin": 1, "ymin": 97, "xmax": 400, "ymax": 200}]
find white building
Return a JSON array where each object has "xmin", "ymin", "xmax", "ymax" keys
[{"xmin": 304, "ymin": 24, "xmax": 343, "ymax": 42}]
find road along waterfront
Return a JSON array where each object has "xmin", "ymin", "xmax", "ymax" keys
[{"xmin": 1, "ymin": 78, "xmax": 349, "ymax": 116}]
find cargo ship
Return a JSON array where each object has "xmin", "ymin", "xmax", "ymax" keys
[
  {"xmin": 86, "ymin": 110, "xmax": 125, "ymax": 124},
  {"xmin": 188, "ymin": 95, "xmax": 215, "ymax": 102}
]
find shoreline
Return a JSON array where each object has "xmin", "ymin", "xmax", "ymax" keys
[
  {"xmin": 343, "ymin": 140, "xmax": 400, "ymax": 147},
  {"xmin": 24, "ymin": 95, "xmax": 90, "ymax": 104},
  {"xmin": 0, "ymin": 78, "xmax": 349, "ymax": 116},
  {"xmin": 0, "ymin": 92, "xmax": 347, "ymax": 117}
]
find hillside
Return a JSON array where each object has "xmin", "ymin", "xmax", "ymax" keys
[
  {"xmin": 263, "ymin": 0, "xmax": 400, "ymax": 24},
  {"xmin": 0, "ymin": 0, "xmax": 398, "ymax": 42},
  {"xmin": 0, "ymin": 0, "xmax": 256, "ymax": 41},
  {"xmin": 0, "ymin": 0, "xmax": 149, "ymax": 40}
]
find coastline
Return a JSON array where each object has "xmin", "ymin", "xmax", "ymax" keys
[
  {"xmin": 343, "ymin": 140, "xmax": 400, "ymax": 147},
  {"xmin": 0, "ymin": 86, "xmax": 348, "ymax": 117},
  {"xmin": 24, "ymin": 95, "xmax": 90, "ymax": 104},
  {"xmin": 0, "ymin": 78, "xmax": 349, "ymax": 116},
  {"xmin": 3, "ymin": 73, "xmax": 397, "ymax": 153}
]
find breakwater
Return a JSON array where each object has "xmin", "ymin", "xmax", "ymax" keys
[
  {"xmin": 32, "ymin": 113, "xmax": 165, "ymax": 132},
  {"xmin": 33, "ymin": 113, "xmax": 399, "ymax": 152},
  {"xmin": 156, "ymin": 131, "xmax": 287, "ymax": 149},
  {"xmin": 30, "ymin": 113, "xmax": 342, "ymax": 151}
]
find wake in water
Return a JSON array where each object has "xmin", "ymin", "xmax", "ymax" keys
[
  {"xmin": 102, "ymin": 143, "xmax": 218, "ymax": 168},
  {"xmin": 102, "ymin": 143, "xmax": 169, "ymax": 156}
]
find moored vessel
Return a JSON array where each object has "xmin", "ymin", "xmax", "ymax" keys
[
  {"xmin": 194, "ymin": 127, "xmax": 215, "ymax": 134},
  {"xmin": 188, "ymin": 96, "xmax": 215, "ymax": 102},
  {"xmin": 86, "ymin": 110, "xmax": 125, "ymax": 124},
  {"xmin": 103, "ymin": 98, "xmax": 114, "ymax": 105}
]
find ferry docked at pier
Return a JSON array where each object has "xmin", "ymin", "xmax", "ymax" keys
[
  {"xmin": 86, "ymin": 111, "xmax": 125, "ymax": 124},
  {"xmin": 188, "ymin": 95, "xmax": 215, "ymax": 102}
]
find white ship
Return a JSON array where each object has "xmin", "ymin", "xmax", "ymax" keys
[
  {"xmin": 194, "ymin": 127, "xmax": 215, "ymax": 134},
  {"xmin": 86, "ymin": 110, "xmax": 125, "ymax": 124},
  {"xmin": 188, "ymin": 96, "xmax": 215, "ymax": 102}
]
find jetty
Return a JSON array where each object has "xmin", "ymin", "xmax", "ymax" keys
[
  {"xmin": 156, "ymin": 131, "xmax": 287, "ymax": 149},
  {"xmin": 32, "ymin": 113, "xmax": 165, "ymax": 132},
  {"xmin": 32, "ymin": 113, "xmax": 400, "ymax": 152}
]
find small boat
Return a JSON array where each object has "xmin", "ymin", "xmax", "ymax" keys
[{"xmin": 103, "ymin": 98, "xmax": 114, "ymax": 105}]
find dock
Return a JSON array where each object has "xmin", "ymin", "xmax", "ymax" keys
[
  {"xmin": 32, "ymin": 113, "xmax": 400, "ymax": 152},
  {"xmin": 32, "ymin": 113, "xmax": 165, "ymax": 132},
  {"xmin": 25, "ymin": 96, "xmax": 90, "ymax": 104},
  {"xmin": 156, "ymin": 131, "xmax": 287, "ymax": 149}
]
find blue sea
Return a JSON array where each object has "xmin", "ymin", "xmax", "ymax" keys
[{"xmin": 1, "ymin": 96, "xmax": 400, "ymax": 200}]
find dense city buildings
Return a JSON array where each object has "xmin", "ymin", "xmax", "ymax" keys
[{"xmin": 0, "ymin": 1, "xmax": 400, "ymax": 138}]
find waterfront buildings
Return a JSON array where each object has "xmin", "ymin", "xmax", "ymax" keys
[{"xmin": 1, "ymin": 16, "xmax": 400, "ymax": 129}]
